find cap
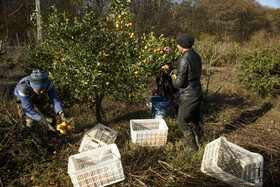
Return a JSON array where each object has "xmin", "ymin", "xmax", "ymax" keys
[
  {"xmin": 30, "ymin": 69, "xmax": 48, "ymax": 90},
  {"xmin": 176, "ymin": 33, "xmax": 194, "ymax": 49}
]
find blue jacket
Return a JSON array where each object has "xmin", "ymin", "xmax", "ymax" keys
[{"xmin": 14, "ymin": 76, "xmax": 63, "ymax": 121}]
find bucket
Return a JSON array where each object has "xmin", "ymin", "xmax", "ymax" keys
[
  {"xmin": 151, "ymin": 97, "xmax": 169, "ymax": 119},
  {"xmin": 145, "ymin": 97, "xmax": 153, "ymax": 116}
]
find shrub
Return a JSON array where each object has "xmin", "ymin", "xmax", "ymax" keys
[{"xmin": 238, "ymin": 48, "xmax": 280, "ymax": 97}]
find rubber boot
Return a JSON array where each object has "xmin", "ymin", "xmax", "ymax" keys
[
  {"xmin": 194, "ymin": 123, "xmax": 204, "ymax": 144},
  {"xmin": 28, "ymin": 129, "xmax": 53, "ymax": 158},
  {"xmin": 182, "ymin": 130, "xmax": 198, "ymax": 156}
]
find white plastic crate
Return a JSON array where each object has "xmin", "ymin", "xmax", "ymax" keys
[
  {"xmin": 130, "ymin": 119, "xmax": 168, "ymax": 146},
  {"xmin": 79, "ymin": 123, "xmax": 118, "ymax": 152},
  {"xmin": 68, "ymin": 144, "xmax": 125, "ymax": 187},
  {"xmin": 79, "ymin": 136, "xmax": 107, "ymax": 153},
  {"xmin": 201, "ymin": 137, "xmax": 263, "ymax": 187}
]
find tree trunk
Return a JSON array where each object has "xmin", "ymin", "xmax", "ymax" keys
[{"xmin": 95, "ymin": 92, "xmax": 104, "ymax": 123}]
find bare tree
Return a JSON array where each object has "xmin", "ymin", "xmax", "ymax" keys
[{"xmin": 130, "ymin": 0, "xmax": 175, "ymax": 36}]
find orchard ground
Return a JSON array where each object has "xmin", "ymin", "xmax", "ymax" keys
[{"xmin": 0, "ymin": 47, "xmax": 280, "ymax": 186}]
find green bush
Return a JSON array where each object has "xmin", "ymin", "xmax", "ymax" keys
[{"xmin": 238, "ymin": 48, "xmax": 280, "ymax": 97}]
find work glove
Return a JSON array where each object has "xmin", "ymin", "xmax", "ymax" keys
[
  {"xmin": 60, "ymin": 111, "xmax": 69, "ymax": 122},
  {"xmin": 39, "ymin": 117, "xmax": 55, "ymax": 132},
  {"xmin": 169, "ymin": 69, "xmax": 177, "ymax": 79},
  {"xmin": 40, "ymin": 117, "xmax": 49, "ymax": 131},
  {"xmin": 60, "ymin": 111, "xmax": 74, "ymax": 124}
]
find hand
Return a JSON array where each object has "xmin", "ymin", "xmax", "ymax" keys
[
  {"xmin": 169, "ymin": 69, "xmax": 177, "ymax": 79},
  {"xmin": 46, "ymin": 118, "xmax": 56, "ymax": 131},
  {"xmin": 164, "ymin": 46, "xmax": 171, "ymax": 52},
  {"xmin": 39, "ymin": 117, "xmax": 49, "ymax": 131},
  {"xmin": 60, "ymin": 111, "xmax": 71, "ymax": 123}
]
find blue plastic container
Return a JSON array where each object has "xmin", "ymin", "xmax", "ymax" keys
[{"xmin": 151, "ymin": 97, "xmax": 169, "ymax": 119}]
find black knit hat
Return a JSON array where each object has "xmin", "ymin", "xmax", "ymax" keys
[{"xmin": 176, "ymin": 33, "xmax": 194, "ymax": 49}]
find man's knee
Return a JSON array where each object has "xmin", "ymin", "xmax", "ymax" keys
[
  {"xmin": 178, "ymin": 117, "xmax": 191, "ymax": 132},
  {"xmin": 25, "ymin": 118, "xmax": 37, "ymax": 129}
]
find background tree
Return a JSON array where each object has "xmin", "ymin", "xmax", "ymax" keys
[
  {"xmin": 189, "ymin": 0, "xmax": 268, "ymax": 41},
  {"xmin": 0, "ymin": 0, "xmax": 35, "ymax": 44},
  {"xmin": 1, "ymin": 0, "xmax": 280, "ymax": 44},
  {"xmin": 130, "ymin": 0, "xmax": 174, "ymax": 36}
]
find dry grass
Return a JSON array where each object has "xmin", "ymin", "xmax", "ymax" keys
[{"xmin": 1, "ymin": 57, "xmax": 280, "ymax": 187}]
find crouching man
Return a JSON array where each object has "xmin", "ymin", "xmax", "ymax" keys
[{"xmin": 14, "ymin": 69, "xmax": 71, "ymax": 158}]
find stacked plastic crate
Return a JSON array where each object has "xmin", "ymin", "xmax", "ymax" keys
[
  {"xmin": 78, "ymin": 123, "xmax": 118, "ymax": 152},
  {"xmin": 68, "ymin": 123, "xmax": 125, "ymax": 187}
]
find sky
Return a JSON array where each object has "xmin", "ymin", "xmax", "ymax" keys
[{"xmin": 256, "ymin": 0, "xmax": 280, "ymax": 9}]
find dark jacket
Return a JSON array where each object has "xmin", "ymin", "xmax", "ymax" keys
[{"xmin": 172, "ymin": 49, "xmax": 202, "ymax": 101}]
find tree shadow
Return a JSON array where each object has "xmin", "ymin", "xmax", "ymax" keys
[
  {"xmin": 218, "ymin": 102, "xmax": 273, "ymax": 136},
  {"xmin": 204, "ymin": 92, "xmax": 246, "ymax": 116}
]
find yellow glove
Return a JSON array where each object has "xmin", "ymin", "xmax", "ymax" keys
[{"xmin": 170, "ymin": 69, "xmax": 177, "ymax": 79}]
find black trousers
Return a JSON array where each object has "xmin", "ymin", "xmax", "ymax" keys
[{"xmin": 178, "ymin": 96, "xmax": 203, "ymax": 132}]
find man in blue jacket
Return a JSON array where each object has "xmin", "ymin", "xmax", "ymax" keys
[
  {"xmin": 171, "ymin": 33, "xmax": 204, "ymax": 156},
  {"xmin": 14, "ymin": 69, "xmax": 71, "ymax": 158}
]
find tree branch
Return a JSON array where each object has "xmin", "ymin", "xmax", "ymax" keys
[{"xmin": 8, "ymin": 4, "xmax": 23, "ymax": 17}]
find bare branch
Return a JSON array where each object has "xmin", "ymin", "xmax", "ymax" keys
[{"xmin": 8, "ymin": 4, "xmax": 24, "ymax": 17}]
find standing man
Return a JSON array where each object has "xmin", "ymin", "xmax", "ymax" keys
[
  {"xmin": 14, "ymin": 69, "xmax": 71, "ymax": 158},
  {"xmin": 171, "ymin": 33, "xmax": 204, "ymax": 156}
]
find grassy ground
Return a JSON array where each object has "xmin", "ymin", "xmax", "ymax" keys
[{"xmin": 1, "ymin": 53, "xmax": 280, "ymax": 186}]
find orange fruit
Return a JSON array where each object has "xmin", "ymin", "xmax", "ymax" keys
[
  {"xmin": 56, "ymin": 124, "xmax": 62, "ymax": 130},
  {"xmin": 130, "ymin": 33, "xmax": 135, "ymax": 38},
  {"xmin": 60, "ymin": 128, "xmax": 66, "ymax": 134},
  {"xmin": 66, "ymin": 125, "xmax": 73, "ymax": 131},
  {"xmin": 161, "ymin": 65, "xmax": 169, "ymax": 69},
  {"xmin": 61, "ymin": 121, "xmax": 67, "ymax": 127}
]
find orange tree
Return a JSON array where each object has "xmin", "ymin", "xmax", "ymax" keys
[{"xmin": 23, "ymin": 0, "xmax": 179, "ymax": 122}]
